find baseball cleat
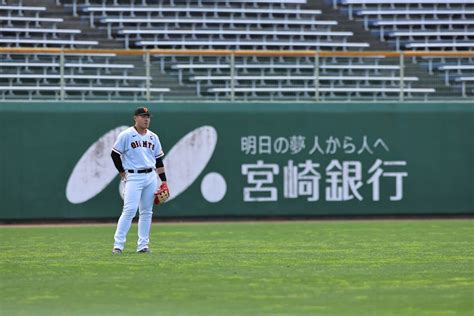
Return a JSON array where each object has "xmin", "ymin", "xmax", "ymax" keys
[
  {"xmin": 112, "ymin": 248, "xmax": 122, "ymax": 254},
  {"xmin": 137, "ymin": 248, "xmax": 150, "ymax": 253}
]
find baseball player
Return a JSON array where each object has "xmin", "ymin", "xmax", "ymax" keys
[{"xmin": 110, "ymin": 107, "xmax": 169, "ymax": 254}]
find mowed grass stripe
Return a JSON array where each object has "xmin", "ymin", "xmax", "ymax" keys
[{"xmin": 0, "ymin": 220, "xmax": 473, "ymax": 316}]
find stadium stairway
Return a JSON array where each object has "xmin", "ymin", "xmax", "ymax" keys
[
  {"xmin": 12, "ymin": 0, "xmax": 121, "ymax": 48},
  {"xmin": 307, "ymin": 0, "xmax": 457, "ymax": 98},
  {"xmin": 307, "ymin": 0, "xmax": 391, "ymax": 51},
  {"xmin": 308, "ymin": 0, "xmax": 459, "ymax": 95}
]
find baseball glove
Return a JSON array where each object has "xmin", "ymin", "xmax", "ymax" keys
[{"xmin": 154, "ymin": 183, "xmax": 170, "ymax": 205}]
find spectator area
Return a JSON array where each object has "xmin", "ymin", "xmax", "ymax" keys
[{"xmin": 0, "ymin": 0, "xmax": 472, "ymax": 101}]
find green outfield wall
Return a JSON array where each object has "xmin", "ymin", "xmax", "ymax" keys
[{"xmin": 0, "ymin": 102, "xmax": 472, "ymax": 220}]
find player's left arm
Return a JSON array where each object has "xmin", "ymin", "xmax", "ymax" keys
[
  {"xmin": 153, "ymin": 133, "xmax": 166, "ymax": 185},
  {"xmin": 152, "ymin": 133, "xmax": 169, "ymax": 204},
  {"xmin": 155, "ymin": 157, "xmax": 167, "ymax": 184},
  {"xmin": 154, "ymin": 157, "xmax": 170, "ymax": 204}
]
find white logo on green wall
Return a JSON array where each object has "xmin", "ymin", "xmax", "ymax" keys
[{"xmin": 66, "ymin": 126, "xmax": 225, "ymax": 204}]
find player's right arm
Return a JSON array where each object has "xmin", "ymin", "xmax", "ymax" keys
[
  {"xmin": 111, "ymin": 131, "xmax": 127, "ymax": 180},
  {"xmin": 111, "ymin": 151, "xmax": 125, "ymax": 179}
]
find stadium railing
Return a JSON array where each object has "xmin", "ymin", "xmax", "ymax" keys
[{"xmin": 0, "ymin": 47, "xmax": 473, "ymax": 102}]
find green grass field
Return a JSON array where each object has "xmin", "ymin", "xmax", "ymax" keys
[{"xmin": 0, "ymin": 220, "xmax": 473, "ymax": 316}]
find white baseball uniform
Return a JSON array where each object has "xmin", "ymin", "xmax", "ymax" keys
[{"xmin": 112, "ymin": 126, "xmax": 164, "ymax": 252}]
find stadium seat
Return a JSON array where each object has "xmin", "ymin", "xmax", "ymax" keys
[
  {"xmin": 0, "ymin": 52, "xmax": 170, "ymax": 101},
  {"xmin": 335, "ymin": 0, "xmax": 474, "ymax": 98}
]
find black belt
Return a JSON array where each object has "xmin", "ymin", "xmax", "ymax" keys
[{"xmin": 127, "ymin": 168, "xmax": 153, "ymax": 174}]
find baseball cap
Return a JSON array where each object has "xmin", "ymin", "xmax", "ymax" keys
[{"xmin": 134, "ymin": 107, "xmax": 151, "ymax": 117}]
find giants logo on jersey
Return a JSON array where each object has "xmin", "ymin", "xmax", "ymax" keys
[{"xmin": 130, "ymin": 140, "xmax": 155, "ymax": 150}]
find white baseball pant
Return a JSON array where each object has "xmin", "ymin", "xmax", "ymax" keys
[{"xmin": 113, "ymin": 171, "xmax": 157, "ymax": 251}]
